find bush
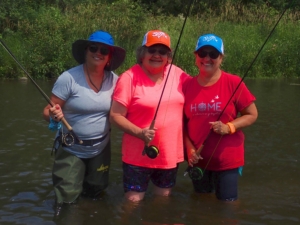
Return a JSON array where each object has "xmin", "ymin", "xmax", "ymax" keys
[{"xmin": 0, "ymin": 0, "xmax": 300, "ymax": 79}]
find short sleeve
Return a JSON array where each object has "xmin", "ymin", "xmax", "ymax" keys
[
  {"xmin": 52, "ymin": 72, "xmax": 73, "ymax": 101},
  {"xmin": 112, "ymin": 71, "xmax": 133, "ymax": 108},
  {"xmin": 235, "ymin": 81, "xmax": 256, "ymax": 111}
]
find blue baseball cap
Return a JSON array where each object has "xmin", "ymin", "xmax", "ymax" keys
[
  {"xmin": 195, "ymin": 34, "xmax": 224, "ymax": 54},
  {"xmin": 72, "ymin": 30, "xmax": 126, "ymax": 70}
]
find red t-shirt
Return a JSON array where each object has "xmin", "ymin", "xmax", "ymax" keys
[
  {"xmin": 183, "ymin": 71, "xmax": 256, "ymax": 171},
  {"xmin": 113, "ymin": 64, "xmax": 191, "ymax": 168}
]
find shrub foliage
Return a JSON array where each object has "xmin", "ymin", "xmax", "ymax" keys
[{"xmin": 0, "ymin": 0, "xmax": 299, "ymax": 79}]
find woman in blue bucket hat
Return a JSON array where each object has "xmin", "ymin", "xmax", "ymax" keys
[
  {"xmin": 183, "ymin": 33, "xmax": 257, "ymax": 201},
  {"xmin": 42, "ymin": 30, "xmax": 125, "ymax": 211}
]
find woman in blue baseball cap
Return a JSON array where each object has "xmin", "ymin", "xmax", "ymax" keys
[
  {"xmin": 183, "ymin": 33, "xmax": 258, "ymax": 201},
  {"xmin": 42, "ymin": 30, "xmax": 125, "ymax": 211}
]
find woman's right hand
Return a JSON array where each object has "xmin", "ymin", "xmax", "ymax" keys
[
  {"xmin": 140, "ymin": 127, "xmax": 155, "ymax": 144},
  {"xmin": 49, "ymin": 104, "xmax": 64, "ymax": 121},
  {"xmin": 187, "ymin": 148, "xmax": 202, "ymax": 167}
]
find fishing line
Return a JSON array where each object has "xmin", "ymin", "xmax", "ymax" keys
[
  {"xmin": 0, "ymin": 39, "xmax": 82, "ymax": 145},
  {"xmin": 142, "ymin": 0, "xmax": 194, "ymax": 159},
  {"xmin": 184, "ymin": 7, "xmax": 287, "ymax": 179}
]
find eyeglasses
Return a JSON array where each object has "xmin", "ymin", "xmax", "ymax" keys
[
  {"xmin": 197, "ymin": 50, "xmax": 220, "ymax": 59},
  {"xmin": 147, "ymin": 47, "xmax": 169, "ymax": 56},
  {"xmin": 88, "ymin": 45, "xmax": 110, "ymax": 55}
]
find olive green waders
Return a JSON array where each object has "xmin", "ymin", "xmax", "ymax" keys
[{"xmin": 52, "ymin": 141, "xmax": 111, "ymax": 204}]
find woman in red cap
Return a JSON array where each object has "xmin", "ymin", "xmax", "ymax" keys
[
  {"xmin": 110, "ymin": 30, "xmax": 191, "ymax": 202},
  {"xmin": 184, "ymin": 33, "xmax": 258, "ymax": 201},
  {"xmin": 43, "ymin": 30, "xmax": 126, "ymax": 210}
]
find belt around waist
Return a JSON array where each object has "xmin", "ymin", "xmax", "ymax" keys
[{"xmin": 61, "ymin": 133, "xmax": 108, "ymax": 146}]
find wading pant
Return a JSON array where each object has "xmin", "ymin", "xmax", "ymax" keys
[{"xmin": 52, "ymin": 141, "xmax": 111, "ymax": 204}]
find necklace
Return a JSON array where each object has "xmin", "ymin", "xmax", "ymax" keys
[{"xmin": 85, "ymin": 65, "xmax": 105, "ymax": 92}]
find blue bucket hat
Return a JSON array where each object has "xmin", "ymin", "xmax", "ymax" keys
[
  {"xmin": 195, "ymin": 34, "xmax": 224, "ymax": 54},
  {"xmin": 72, "ymin": 30, "xmax": 126, "ymax": 71}
]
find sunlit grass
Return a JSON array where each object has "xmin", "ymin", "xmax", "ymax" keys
[{"xmin": 0, "ymin": 2, "xmax": 299, "ymax": 79}]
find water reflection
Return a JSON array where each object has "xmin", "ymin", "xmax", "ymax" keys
[{"xmin": 0, "ymin": 79, "xmax": 299, "ymax": 225}]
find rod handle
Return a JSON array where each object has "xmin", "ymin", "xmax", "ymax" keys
[
  {"xmin": 145, "ymin": 120, "xmax": 155, "ymax": 147},
  {"xmin": 142, "ymin": 119, "xmax": 156, "ymax": 155},
  {"xmin": 149, "ymin": 120, "xmax": 155, "ymax": 130},
  {"xmin": 196, "ymin": 144, "xmax": 204, "ymax": 155},
  {"xmin": 183, "ymin": 144, "xmax": 204, "ymax": 176}
]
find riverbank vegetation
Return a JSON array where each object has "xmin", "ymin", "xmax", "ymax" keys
[{"xmin": 0, "ymin": 0, "xmax": 299, "ymax": 79}]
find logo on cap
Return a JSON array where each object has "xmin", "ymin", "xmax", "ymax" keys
[
  {"xmin": 202, "ymin": 35, "xmax": 219, "ymax": 43},
  {"xmin": 142, "ymin": 30, "xmax": 171, "ymax": 49},
  {"xmin": 195, "ymin": 33, "xmax": 224, "ymax": 54},
  {"xmin": 152, "ymin": 31, "xmax": 168, "ymax": 39}
]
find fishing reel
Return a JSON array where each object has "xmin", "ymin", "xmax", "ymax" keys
[
  {"xmin": 62, "ymin": 133, "xmax": 75, "ymax": 146},
  {"xmin": 186, "ymin": 167, "xmax": 203, "ymax": 181},
  {"xmin": 142, "ymin": 145, "xmax": 159, "ymax": 159}
]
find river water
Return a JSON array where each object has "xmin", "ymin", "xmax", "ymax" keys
[{"xmin": 0, "ymin": 78, "xmax": 299, "ymax": 225}]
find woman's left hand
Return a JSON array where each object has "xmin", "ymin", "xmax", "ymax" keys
[{"xmin": 209, "ymin": 121, "xmax": 229, "ymax": 135}]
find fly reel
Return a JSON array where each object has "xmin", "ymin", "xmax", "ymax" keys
[
  {"xmin": 187, "ymin": 167, "xmax": 203, "ymax": 180},
  {"xmin": 142, "ymin": 145, "xmax": 159, "ymax": 159},
  {"xmin": 62, "ymin": 133, "xmax": 75, "ymax": 146}
]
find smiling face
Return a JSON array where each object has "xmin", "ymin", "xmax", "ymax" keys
[
  {"xmin": 141, "ymin": 44, "xmax": 171, "ymax": 75},
  {"xmin": 195, "ymin": 46, "xmax": 223, "ymax": 76},
  {"xmin": 85, "ymin": 43, "xmax": 111, "ymax": 69}
]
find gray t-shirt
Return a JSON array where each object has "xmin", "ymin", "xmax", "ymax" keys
[{"xmin": 52, "ymin": 64, "xmax": 118, "ymax": 158}]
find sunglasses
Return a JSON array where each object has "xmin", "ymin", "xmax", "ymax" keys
[
  {"xmin": 147, "ymin": 47, "xmax": 169, "ymax": 56},
  {"xmin": 88, "ymin": 45, "xmax": 110, "ymax": 55},
  {"xmin": 197, "ymin": 50, "xmax": 220, "ymax": 59}
]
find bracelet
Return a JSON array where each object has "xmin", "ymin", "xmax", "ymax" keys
[
  {"xmin": 48, "ymin": 117, "xmax": 62, "ymax": 131},
  {"xmin": 226, "ymin": 122, "xmax": 236, "ymax": 134}
]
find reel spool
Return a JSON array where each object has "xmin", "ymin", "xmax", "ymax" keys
[
  {"xmin": 143, "ymin": 145, "xmax": 159, "ymax": 159},
  {"xmin": 62, "ymin": 133, "xmax": 75, "ymax": 146},
  {"xmin": 188, "ymin": 167, "xmax": 203, "ymax": 180}
]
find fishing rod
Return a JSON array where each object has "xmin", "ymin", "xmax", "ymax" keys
[
  {"xmin": 142, "ymin": 0, "xmax": 194, "ymax": 159},
  {"xmin": 184, "ymin": 7, "xmax": 287, "ymax": 179},
  {"xmin": 0, "ymin": 39, "xmax": 82, "ymax": 145}
]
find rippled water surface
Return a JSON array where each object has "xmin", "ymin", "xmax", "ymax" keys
[{"xmin": 0, "ymin": 79, "xmax": 299, "ymax": 225}]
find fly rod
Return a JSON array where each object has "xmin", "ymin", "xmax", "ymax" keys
[
  {"xmin": 0, "ymin": 39, "xmax": 82, "ymax": 144},
  {"xmin": 184, "ymin": 7, "xmax": 287, "ymax": 179},
  {"xmin": 142, "ymin": 0, "xmax": 194, "ymax": 159}
]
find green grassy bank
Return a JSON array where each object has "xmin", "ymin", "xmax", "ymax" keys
[{"xmin": 0, "ymin": 2, "xmax": 299, "ymax": 79}]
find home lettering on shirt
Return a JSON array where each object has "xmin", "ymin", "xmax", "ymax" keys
[{"xmin": 190, "ymin": 95, "xmax": 222, "ymax": 116}]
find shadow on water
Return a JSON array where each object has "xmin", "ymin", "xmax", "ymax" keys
[{"xmin": 0, "ymin": 78, "xmax": 299, "ymax": 225}]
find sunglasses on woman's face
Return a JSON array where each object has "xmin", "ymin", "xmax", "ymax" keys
[
  {"xmin": 88, "ymin": 45, "xmax": 110, "ymax": 55},
  {"xmin": 197, "ymin": 50, "xmax": 220, "ymax": 59},
  {"xmin": 147, "ymin": 47, "xmax": 169, "ymax": 56}
]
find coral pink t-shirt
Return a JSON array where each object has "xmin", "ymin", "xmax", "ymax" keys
[
  {"xmin": 183, "ymin": 71, "xmax": 256, "ymax": 171},
  {"xmin": 113, "ymin": 64, "xmax": 191, "ymax": 168}
]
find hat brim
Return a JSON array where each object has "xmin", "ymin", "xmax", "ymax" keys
[
  {"xmin": 72, "ymin": 40, "xmax": 126, "ymax": 71},
  {"xmin": 144, "ymin": 42, "xmax": 171, "ymax": 51},
  {"xmin": 194, "ymin": 44, "xmax": 223, "ymax": 54}
]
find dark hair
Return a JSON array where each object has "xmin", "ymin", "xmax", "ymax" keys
[{"xmin": 136, "ymin": 46, "xmax": 173, "ymax": 64}]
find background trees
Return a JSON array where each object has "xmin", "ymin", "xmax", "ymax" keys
[{"xmin": 0, "ymin": 0, "xmax": 299, "ymax": 79}]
